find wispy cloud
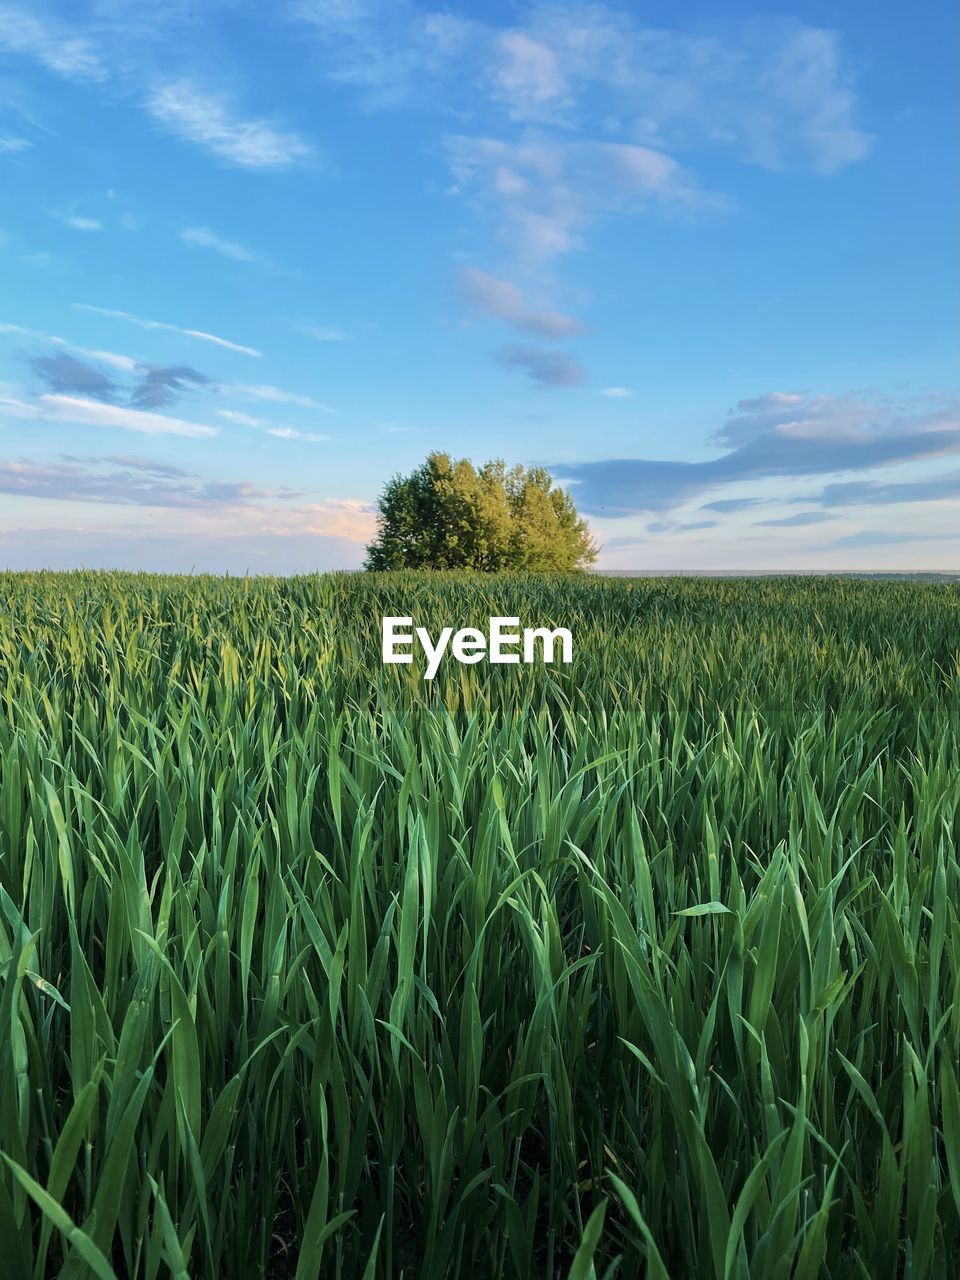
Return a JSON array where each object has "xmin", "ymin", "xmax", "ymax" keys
[
  {"xmin": 702, "ymin": 497, "xmax": 763, "ymax": 514},
  {"xmin": 755, "ymin": 511, "xmax": 833, "ymax": 527},
  {"xmin": 1, "ymin": 322, "xmax": 138, "ymax": 370},
  {"xmin": 0, "ymin": 136, "xmax": 31, "ymax": 154},
  {"xmin": 447, "ymin": 134, "xmax": 711, "ymax": 264},
  {"xmin": 54, "ymin": 342, "xmax": 138, "ymax": 372},
  {"xmin": 180, "ymin": 225, "xmax": 259, "ymax": 263},
  {"xmin": 457, "ymin": 267, "xmax": 584, "ymax": 336},
  {"xmin": 601, "ymin": 386, "xmax": 633, "ymax": 398},
  {"xmin": 288, "ymin": 0, "xmax": 475, "ymax": 111},
  {"xmin": 0, "ymin": 11, "xmax": 314, "ymax": 179},
  {"xmin": 498, "ymin": 344, "xmax": 586, "ymax": 388},
  {"xmin": 0, "ymin": 5, "xmax": 104, "ymax": 82},
  {"xmin": 228, "ymin": 383, "xmax": 335, "ymax": 412},
  {"xmin": 216, "ymin": 409, "xmax": 331, "ymax": 441},
  {"xmin": 293, "ymin": 5, "xmax": 871, "ymax": 174},
  {"xmin": 51, "ymin": 205, "xmax": 103, "ymax": 232},
  {"xmin": 146, "ymin": 80, "xmax": 312, "ymax": 168},
  {"xmin": 290, "ymin": 1, "xmax": 870, "ymax": 367},
  {"xmin": 827, "ymin": 530, "xmax": 951, "ymax": 549},
  {"xmin": 73, "ymin": 303, "xmax": 262, "ymax": 357},
  {"xmin": 217, "ymin": 409, "xmax": 268, "ymax": 427},
  {"xmin": 301, "ymin": 324, "xmax": 349, "ymax": 342},
  {"xmin": 816, "ymin": 472, "xmax": 960, "ymax": 508},
  {"xmin": 489, "ymin": 29, "xmax": 567, "ymax": 122},
  {"xmin": 267, "ymin": 426, "xmax": 332, "ymax": 442}
]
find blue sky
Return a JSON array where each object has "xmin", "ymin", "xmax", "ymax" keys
[{"xmin": 1, "ymin": 0, "xmax": 957, "ymax": 572}]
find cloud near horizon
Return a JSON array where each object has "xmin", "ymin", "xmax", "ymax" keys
[
  {"xmin": 554, "ymin": 392, "xmax": 960, "ymax": 514},
  {"xmin": 0, "ymin": 454, "xmax": 374, "ymax": 543},
  {"xmin": 0, "ymin": 454, "xmax": 298, "ymax": 507},
  {"xmin": 0, "ymin": 461, "xmax": 377, "ymax": 570}
]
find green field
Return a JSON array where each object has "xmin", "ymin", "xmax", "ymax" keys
[{"xmin": 0, "ymin": 571, "xmax": 958, "ymax": 1278}]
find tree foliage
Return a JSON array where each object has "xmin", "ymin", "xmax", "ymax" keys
[{"xmin": 364, "ymin": 451, "xmax": 598, "ymax": 571}]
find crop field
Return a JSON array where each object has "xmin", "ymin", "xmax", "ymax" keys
[{"xmin": 0, "ymin": 570, "xmax": 958, "ymax": 1279}]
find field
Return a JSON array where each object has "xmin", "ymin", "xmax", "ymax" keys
[{"xmin": 0, "ymin": 570, "xmax": 958, "ymax": 1279}]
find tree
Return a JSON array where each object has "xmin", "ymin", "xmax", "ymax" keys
[{"xmin": 364, "ymin": 452, "xmax": 597, "ymax": 571}]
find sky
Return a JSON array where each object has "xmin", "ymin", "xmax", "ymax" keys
[{"xmin": 1, "ymin": 0, "xmax": 958, "ymax": 573}]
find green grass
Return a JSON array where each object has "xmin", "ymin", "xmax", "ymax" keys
[{"xmin": 0, "ymin": 569, "xmax": 958, "ymax": 1278}]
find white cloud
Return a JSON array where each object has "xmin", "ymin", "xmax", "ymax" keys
[
  {"xmin": 0, "ymin": 136, "xmax": 31, "ymax": 154},
  {"xmin": 73, "ymin": 304, "xmax": 262, "ymax": 357},
  {"xmin": 215, "ymin": 410, "xmax": 330, "ymax": 440},
  {"xmin": 229, "ymin": 383, "xmax": 335, "ymax": 412},
  {"xmin": 0, "ymin": 454, "xmax": 299, "ymax": 510},
  {"xmin": 0, "ymin": 391, "xmax": 217, "ymax": 437},
  {"xmin": 181, "ymin": 226, "xmax": 258, "ymax": 263},
  {"xmin": 0, "ymin": 6, "xmax": 104, "ymax": 81},
  {"xmin": 0, "ymin": 12, "xmax": 316, "ymax": 182},
  {"xmin": 289, "ymin": 0, "xmax": 477, "ymax": 110},
  {"xmin": 490, "ymin": 31, "xmax": 567, "ymax": 120},
  {"xmin": 302, "ymin": 325, "xmax": 349, "ymax": 342},
  {"xmin": 49, "ymin": 338, "xmax": 138, "ymax": 371},
  {"xmin": 1, "ymin": 322, "xmax": 138, "ymax": 371},
  {"xmin": 217, "ymin": 409, "xmax": 268, "ymax": 427},
  {"xmin": 457, "ymin": 267, "xmax": 584, "ymax": 336},
  {"xmin": 146, "ymin": 80, "xmax": 312, "ymax": 168},
  {"xmin": 601, "ymin": 387, "xmax": 634, "ymax": 398},
  {"xmin": 292, "ymin": 6, "xmax": 871, "ymax": 173},
  {"xmin": 56, "ymin": 213, "xmax": 103, "ymax": 232},
  {"xmin": 492, "ymin": 12, "xmax": 872, "ymax": 171},
  {"xmin": 267, "ymin": 426, "xmax": 332, "ymax": 442},
  {"xmin": 447, "ymin": 134, "xmax": 711, "ymax": 264}
]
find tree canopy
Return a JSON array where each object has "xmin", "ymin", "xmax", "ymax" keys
[{"xmin": 364, "ymin": 452, "xmax": 597, "ymax": 572}]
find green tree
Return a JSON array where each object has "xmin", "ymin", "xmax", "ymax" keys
[{"xmin": 364, "ymin": 452, "xmax": 597, "ymax": 571}]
